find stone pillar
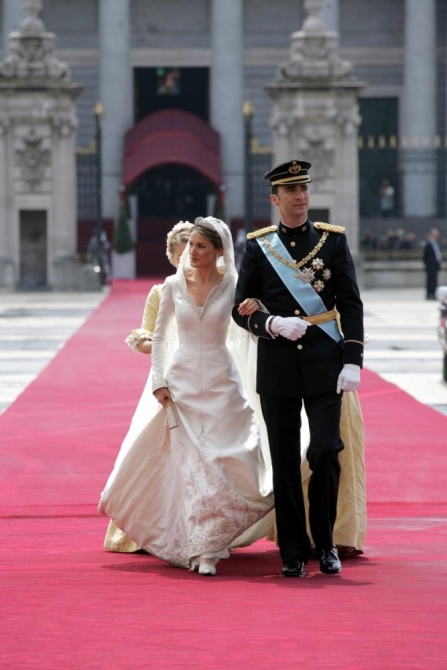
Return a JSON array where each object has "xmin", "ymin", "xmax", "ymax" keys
[
  {"xmin": 99, "ymin": 0, "xmax": 132, "ymax": 220},
  {"xmin": 0, "ymin": 0, "xmax": 94, "ymax": 290},
  {"xmin": 211, "ymin": 0, "xmax": 244, "ymax": 223},
  {"xmin": 2, "ymin": 0, "xmax": 25, "ymax": 58},
  {"xmin": 320, "ymin": 0, "xmax": 339, "ymax": 34},
  {"xmin": 402, "ymin": 0, "xmax": 436, "ymax": 216},
  {"xmin": 266, "ymin": 0, "xmax": 363, "ymax": 256},
  {"xmin": 0, "ymin": 117, "xmax": 14, "ymax": 285}
]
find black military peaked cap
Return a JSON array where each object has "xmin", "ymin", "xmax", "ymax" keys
[{"xmin": 264, "ymin": 160, "xmax": 312, "ymax": 186}]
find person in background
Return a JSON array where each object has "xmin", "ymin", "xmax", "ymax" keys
[
  {"xmin": 378, "ymin": 179, "xmax": 395, "ymax": 218},
  {"xmin": 423, "ymin": 228, "xmax": 442, "ymax": 300}
]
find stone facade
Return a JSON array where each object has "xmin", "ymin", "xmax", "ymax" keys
[
  {"xmin": 266, "ymin": 0, "xmax": 363, "ymax": 255},
  {"xmin": 0, "ymin": 0, "xmax": 446, "ymax": 286},
  {"xmin": 0, "ymin": 0, "xmax": 97, "ymax": 289}
]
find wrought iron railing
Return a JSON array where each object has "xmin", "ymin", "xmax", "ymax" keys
[{"xmin": 76, "ymin": 152, "xmax": 97, "ymax": 221}]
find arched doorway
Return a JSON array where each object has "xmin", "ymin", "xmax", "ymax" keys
[
  {"xmin": 123, "ymin": 109, "xmax": 222, "ymax": 276},
  {"xmin": 132, "ymin": 164, "xmax": 218, "ymax": 275}
]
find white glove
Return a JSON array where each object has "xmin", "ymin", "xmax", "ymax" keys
[
  {"xmin": 270, "ymin": 316, "xmax": 308, "ymax": 341},
  {"xmin": 337, "ymin": 364, "xmax": 361, "ymax": 394}
]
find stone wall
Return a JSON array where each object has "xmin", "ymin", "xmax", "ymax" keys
[
  {"xmin": 1, "ymin": 0, "xmax": 445, "ymax": 164},
  {"xmin": 363, "ymin": 261, "xmax": 447, "ymax": 290},
  {"xmin": 41, "ymin": 0, "xmax": 98, "ymax": 48},
  {"xmin": 131, "ymin": 0, "xmax": 210, "ymax": 48}
]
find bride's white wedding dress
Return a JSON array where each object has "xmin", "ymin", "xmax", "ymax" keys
[{"xmin": 98, "ymin": 266, "xmax": 274, "ymax": 569}]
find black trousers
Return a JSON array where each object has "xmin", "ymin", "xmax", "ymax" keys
[
  {"xmin": 260, "ymin": 391, "xmax": 343, "ymax": 564},
  {"xmin": 426, "ymin": 267, "xmax": 439, "ymax": 299}
]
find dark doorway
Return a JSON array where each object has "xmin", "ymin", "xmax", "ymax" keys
[
  {"xmin": 131, "ymin": 164, "xmax": 217, "ymax": 276},
  {"xmin": 134, "ymin": 163, "xmax": 217, "ymax": 219},
  {"xmin": 134, "ymin": 67, "xmax": 209, "ymax": 123},
  {"xmin": 19, "ymin": 210, "xmax": 47, "ymax": 289},
  {"xmin": 358, "ymin": 98, "xmax": 399, "ymax": 217}
]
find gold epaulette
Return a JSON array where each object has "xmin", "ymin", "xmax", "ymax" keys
[
  {"xmin": 314, "ymin": 222, "xmax": 345, "ymax": 234},
  {"xmin": 247, "ymin": 225, "xmax": 278, "ymax": 240}
]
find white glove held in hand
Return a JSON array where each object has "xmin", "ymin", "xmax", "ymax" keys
[
  {"xmin": 337, "ymin": 364, "xmax": 361, "ymax": 394},
  {"xmin": 270, "ymin": 316, "xmax": 308, "ymax": 341}
]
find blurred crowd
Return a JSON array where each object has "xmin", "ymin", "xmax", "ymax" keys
[
  {"xmin": 360, "ymin": 228, "xmax": 447, "ymax": 252},
  {"xmin": 361, "ymin": 228, "xmax": 417, "ymax": 251}
]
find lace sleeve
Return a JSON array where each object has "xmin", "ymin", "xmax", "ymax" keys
[{"xmin": 151, "ymin": 279, "xmax": 175, "ymax": 392}]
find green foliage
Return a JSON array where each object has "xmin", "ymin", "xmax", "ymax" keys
[{"xmin": 113, "ymin": 201, "xmax": 134, "ymax": 254}]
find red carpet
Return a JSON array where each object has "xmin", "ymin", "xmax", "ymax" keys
[{"xmin": 1, "ymin": 280, "xmax": 446, "ymax": 668}]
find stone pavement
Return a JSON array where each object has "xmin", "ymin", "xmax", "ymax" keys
[
  {"xmin": 363, "ymin": 288, "xmax": 447, "ymax": 416},
  {"xmin": 0, "ymin": 289, "xmax": 108, "ymax": 415},
  {"xmin": 0, "ymin": 286, "xmax": 446, "ymax": 416}
]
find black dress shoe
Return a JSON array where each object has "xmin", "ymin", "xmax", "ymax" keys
[
  {"xmin": 319, "ymin": 548, "xmax": 342, "ymax": 574},
  {"xmin": 281, "ymin": 557, "xmax": 307, "ymax": 578}
]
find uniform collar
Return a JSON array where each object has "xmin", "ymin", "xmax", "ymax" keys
[{"xmin": 278, "ymin": 219, "xmax": 309, "ymax": 236}]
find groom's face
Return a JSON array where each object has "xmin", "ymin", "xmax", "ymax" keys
[{"xmin": 270, "ymin": 184, "xmax": 310, "ymax": 223}]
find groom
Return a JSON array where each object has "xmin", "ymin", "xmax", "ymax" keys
[{"xmin": 232, "ymin": 160, "xmax": 364, "ymax": 577}]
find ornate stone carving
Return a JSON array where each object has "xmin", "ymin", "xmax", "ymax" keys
[
  {"xmin": 15, "ymin": 128, "xmax": 51, "ymax": 189},
  {"xmin": 336, "ymin": 107, "xmax": 361, "ymax": 137},
  {"xmin": 0, "ymin": 0, "xmax": 70, "ymax": 80},
  {"xmin": 276, "ymin": 0, "xmax": 353, "ymax": 82},
  {"xmin": 0, "ymin": 116, "xmax": 9, "ymax": 137},
  {"xmin": 297, "ymin": 127, "xmax": 335, "ymax": 181},
  {"xmin": 270, "ymin": 113, "xmax": 294, "ymax": 137},
  {"xmin": 53, "ymin": 114, "xmax": 78, "ymax": 138}
]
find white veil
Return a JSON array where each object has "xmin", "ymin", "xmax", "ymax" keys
[{"xmin": 175, "ymin": 216, "xmax": 237, "ymax": 280}]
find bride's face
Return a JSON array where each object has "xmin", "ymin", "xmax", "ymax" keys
[{"xmin": 188, "ymin": 231, "xmax": 221, "ymax": 268}]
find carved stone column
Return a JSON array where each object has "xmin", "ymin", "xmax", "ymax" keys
[
  {"xmin": 266, "ymin": 0, "xmax": 363, "ymax": 256},
  {"xmin": 99, "ymin": 0, "xmax": 132, "ymax": 220},
  {"xmin": 402, "ymin": 0, "xmax": 436, "ymax": 217},
  {"xmin": 0, "ymin": 0, "xmax": 92, "ymax": 289},
  {"xmin": 0, "ymin": 116, "xmax": 14, "ymax": 285},
  {"xmin": 211, "ymin": 0, "xmax": 244, "ymax": 224}
]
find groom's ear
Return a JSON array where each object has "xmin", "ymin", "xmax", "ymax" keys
[{"xmin": 270, "ymin": 193, "xmax": 280, "ymax": 207}]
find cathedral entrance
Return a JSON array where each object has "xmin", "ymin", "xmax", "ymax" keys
[
  {"xmin": 123, "ymin": 106, "xmax": 222, "ymax": 277},
  {"xmin": 130, "ymin": 164, "xmax": 218, "ymax": 276}
]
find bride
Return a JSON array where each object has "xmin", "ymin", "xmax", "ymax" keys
[{"xmin": 98, "ymin": 217, "xmax": 274, "ymax": 575}]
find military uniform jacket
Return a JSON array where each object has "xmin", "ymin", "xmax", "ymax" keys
[{"xmin": 232, "ymin": 220, "xmax": 364, "ymax": 398}]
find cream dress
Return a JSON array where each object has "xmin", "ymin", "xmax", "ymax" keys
[{"xmin": 99, "ymin": 271, "xmax": 275, "ymax": 568}]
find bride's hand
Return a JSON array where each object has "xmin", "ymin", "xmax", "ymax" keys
[
  {"xmin": 154, "ymin": 387, "xmax": 172, "ymax": 407},
  {"xmin": 238, "ymin": 298, "xmax": 260, "ymax": 316}
]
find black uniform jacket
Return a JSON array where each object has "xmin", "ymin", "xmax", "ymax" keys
[
  {"xmin": 423, "ymin": 241, "xmax": 441, "ymax": 272},
  {"xmin": 232, "ymin": 220, "xmax": 364, "ymax": 399}
]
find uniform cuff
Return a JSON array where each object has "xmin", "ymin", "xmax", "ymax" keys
[{"xmin": 344, "ymin": 341, "xmax": 364, "ymax": 368}]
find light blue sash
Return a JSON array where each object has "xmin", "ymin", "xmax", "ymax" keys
[{"xmin": 257, "ymin": 233, "xmax": 343, "ymax": 348}]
